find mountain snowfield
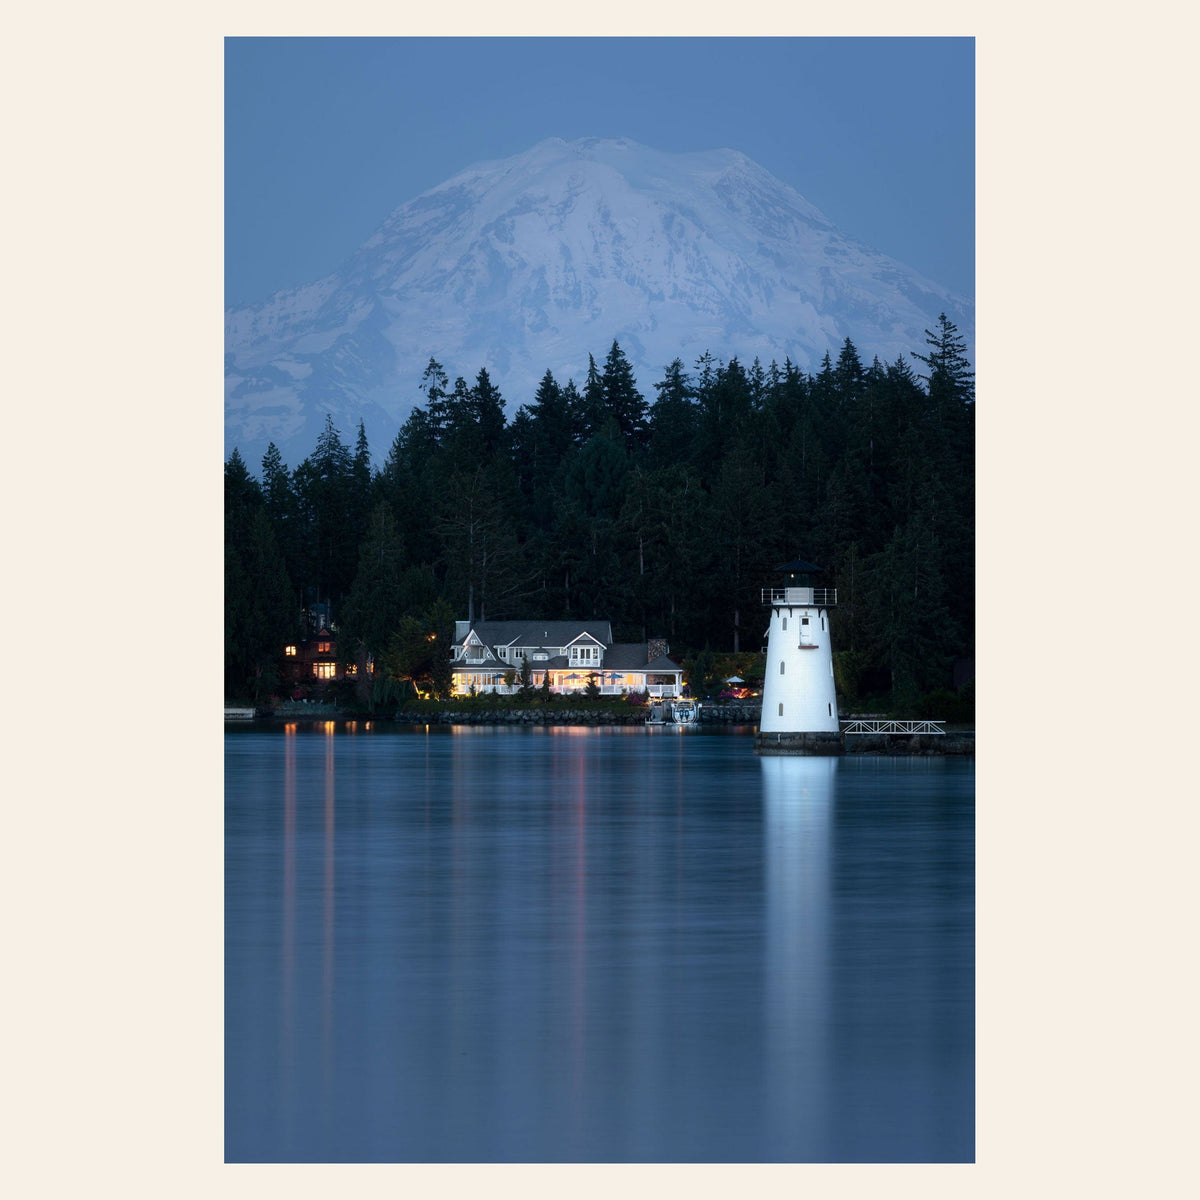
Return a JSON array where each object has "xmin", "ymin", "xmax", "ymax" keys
[{"xmin": 225, "ymin": 137, "xmax": 973, "ymax": 469}]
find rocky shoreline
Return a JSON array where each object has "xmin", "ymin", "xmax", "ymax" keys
[
  {"xmin": 393, "ymin": 701, "xmax": 765, "ymax": 726},
  {"xmin": 251, "ymin": 703, "xmax": 973, "ymax": 755},
  {"xmin": 755, "ymin": 730, "xmax": 974, "ymax": 756}
]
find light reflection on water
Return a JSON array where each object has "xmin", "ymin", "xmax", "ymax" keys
[{"xmin": 226, "ymin": 724, "xmax": 973, "ymax": 1162}]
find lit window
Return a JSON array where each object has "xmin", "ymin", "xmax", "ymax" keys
[
  {"xmin": 284, "ymin": 645, "xmax": 297, "ymax": 657},
  {"xmin": 345, "ymin": 663, "xmax": 357, "ymax": 676},
  {"xmin": 313, "ymin": 662, "xmax": 336, "ymax": 679},
  {"xmin": 318, "ymin": 641, "xmax": 331, "ymax": 654}
]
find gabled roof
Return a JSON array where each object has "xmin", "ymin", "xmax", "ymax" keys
[
  {"xmin": 565, "ymin": 630, "xmax": 605, "ymax": 647},
  {"xmin": 452, "ymin": 650, "xmax": 505, "ymax": 671},
  {"xmin": 454, "ymin": 620, "xmax": 614, "ymax": 649}
]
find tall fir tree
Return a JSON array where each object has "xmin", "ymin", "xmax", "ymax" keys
[{"xmin": 600, "ymin": 339, "xmax": 648, "ymax": 454}]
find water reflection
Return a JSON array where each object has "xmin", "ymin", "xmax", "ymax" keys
[
  {"xmin": 322, "ymin": 728, "xmax": 336, "ymax": 1121},
  {"xmin": 760, "ymin": 756, "xmax": 835, "ymax": 1159},
  {"xmin": 227, "ymin": 728, "xmax": 973, "ymax": 1162},
  {"xmin": 280, "ymin": 726, "xmax": 296, "ymax": 1148}
]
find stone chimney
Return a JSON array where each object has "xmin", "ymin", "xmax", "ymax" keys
[{"xmin": 646, "ymin": 637, "xmax": 668, "ymax": 664}]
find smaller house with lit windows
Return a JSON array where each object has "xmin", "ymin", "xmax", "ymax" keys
[
  {"xmin": 450, "ymin": 619, "xmax": 683, "ymax": 697},
  {"xmin": 282, "ymin": 627, "xmax": 364, "ymax": 686}
]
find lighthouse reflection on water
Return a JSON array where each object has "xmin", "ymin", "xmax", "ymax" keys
[{"xmin": 760, "ymin": 755, "xmax": 836, "ymax": 1159}]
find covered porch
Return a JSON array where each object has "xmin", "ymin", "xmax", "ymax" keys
[{"xmin": 451, "ymin": 668, "xmax": 681, "ymax": 698}]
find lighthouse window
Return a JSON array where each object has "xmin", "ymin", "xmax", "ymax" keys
[
  {"xmin": 828, "ymin": 702, "xmax": 832, "ymax": 716},
  {"xmin": 821, "ymin": 616, "xmax": 825, "ymax": 631},
  {"xmin": 779, "ymin": 661, "xmax": 785, "ymax": 675},
  {"xmin": 778, "ymin": 703, "xmax": 784, "ymax": 717},
  {"xmin": 801, "ymin": 617, "xmax": 809, "ymax": 626},
  {"xmin": 782, "ymin": 617, "xmax": 787, "ymax": 630}
]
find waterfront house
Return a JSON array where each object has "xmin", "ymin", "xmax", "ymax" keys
[
  {"xmin": 282, "ymin": 627, "xmax": 362, "ymax": 685},
  {"xmin": 451, "ymin": 619, "xmax": 683, "ymax": 697}
]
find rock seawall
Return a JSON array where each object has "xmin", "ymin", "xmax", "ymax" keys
[
  {"xmin": 756, "ymin": 730, "xmax": 975, "ymax": 756},
  {"xmin": 401, "ymin": 707, "xmax": 647, "ymax": 725},
  {"xmin": 398, "ymin": 702, "xmax": 764, "ymax": 727},
  {"xmin": 392, "ymin": 705, "xmax": 975, "ymax": 755},
  {"xmin": 700, "ymin": 704, "xmax": 761, "ymax": 724},
  {"xmin": 842, "ymin": 732, "xmax": 975, "ymax": 756}
]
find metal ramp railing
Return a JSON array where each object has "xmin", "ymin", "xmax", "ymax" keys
[{"xmin": 841, "ymin": 719, "xmax": 946, "ymax": 735}]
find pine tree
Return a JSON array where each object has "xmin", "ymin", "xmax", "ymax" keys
[
  {"xmin": 911, "ymin": 313, "xmax": 974, "ymax": 408},
  {"xmin": 909, "ymin": 315, "xmax": 974, "ymax": 657},
  {"xmin": 560, "ymin": 378, "xmax": 585, "ymax": 446},
  {"xmin": 420, "ymin": 357, "xmax": 451, "ymax": 442},
  {"xmin": 224, "ymin": 448, "xmax": 262, "ymax": 552},
  {"xmin": 470, "ymin": 366, "xmax": 508, "ymax": 458},
  {"xmin": 601, "ymin": 339, "xmax": 648, "ymax": 453},
  {"xmin": 341, "ymin": 501, "xmax": 407, "ymax": 707},
  {"xmin": 260, "ymin": 443, "xmax": 289, "ymax": 515},
  {"xmin": 559, "ymin": 422, "xmax": 630, "ymax": 618},
  {"xmin": 647, "ymin": 358, "xmax": 697, "ymax": 470},
  {"xmin": 528, "ymin": 369, "xmax": 574, "ymax": 466},
  {"xmin": 292, "ymin": 415, "xmax": 357, "ymax": 618},
  {"xmin": 225, "ymin": 506, "xmax": 296, "ymax": 701},
  {"xmin": 579, "ymin": 354, "xmax": 606, "ymax": 441},
  {"xmin": 348, "ymin": 419, "xmax": 374, "ymax": 547}
]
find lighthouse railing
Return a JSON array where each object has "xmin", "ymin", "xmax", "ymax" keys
[{"xmin": 762, "ymin": 587, "xmax": 837, "ymax": 606}]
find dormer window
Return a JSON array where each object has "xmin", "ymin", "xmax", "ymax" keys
[{"xmin": 284, "ymin": 645, "xmax": 297, "ymax": 657}]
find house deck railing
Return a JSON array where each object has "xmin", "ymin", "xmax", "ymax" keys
[
  {"xmin": 455, "ymin": 683, "xmax": 680, "ymax": 699},
  {"xmin": 762, "ymin": 587, "xmax": 837, "ymax": 606}
]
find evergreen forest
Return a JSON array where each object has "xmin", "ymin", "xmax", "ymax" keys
[{"xmin": 225, "ymin": 315, "xmax": 974, "ymax": 713}]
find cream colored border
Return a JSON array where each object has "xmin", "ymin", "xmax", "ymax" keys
[{"xmin": 11, "ymin": 5, "xmax": 1186, "ymax": 1197}]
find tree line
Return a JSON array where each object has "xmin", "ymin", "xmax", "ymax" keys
[{"xmin": 225, "ymin": 316, "xmax": 974, "ymax": 709}]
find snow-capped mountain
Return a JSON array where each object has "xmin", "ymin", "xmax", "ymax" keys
[{"xmin": 226, "ymin": 137, "xmax": 973, "ymax": 469}]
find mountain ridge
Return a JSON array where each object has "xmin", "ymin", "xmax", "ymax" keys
[{"xmin": 226, "ymin": 137, "xmax": 973, "ymax": 468}]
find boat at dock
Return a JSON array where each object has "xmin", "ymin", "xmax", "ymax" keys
[{"xmin": 645, "ymin": 699, "xmax": 701, "ymax": 726}]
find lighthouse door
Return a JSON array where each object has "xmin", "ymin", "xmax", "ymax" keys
[{"xmin": 799, "ymin": 616, "xmax": 813, "ymax": 646}]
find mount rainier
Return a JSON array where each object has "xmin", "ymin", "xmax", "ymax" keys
[{"xmin": 225, "ymin": 137, "xmax": 974, "ymax": 469}]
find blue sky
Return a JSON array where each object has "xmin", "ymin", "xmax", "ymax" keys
[{"xmin": 225, "ymin": 37, "xmax": 974, "ymax": 309}]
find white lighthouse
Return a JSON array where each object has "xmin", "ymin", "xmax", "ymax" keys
[{"xmin": 758, "ymin": 558, "xmax": 841, "ymax": 751}]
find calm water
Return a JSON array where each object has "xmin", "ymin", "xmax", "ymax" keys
[{"xmin": 225, "ymin": 723, "xmax": 974, "ymax": 1162}]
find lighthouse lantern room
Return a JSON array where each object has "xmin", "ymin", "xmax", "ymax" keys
[{"xmin": 759, "ymin": 558, "xmax": 840, "ymax": 736}]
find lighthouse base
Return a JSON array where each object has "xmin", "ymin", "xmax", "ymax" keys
[{"xmin": 754, "ymin": 731, "xmax": 845, "ymax": 756}]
